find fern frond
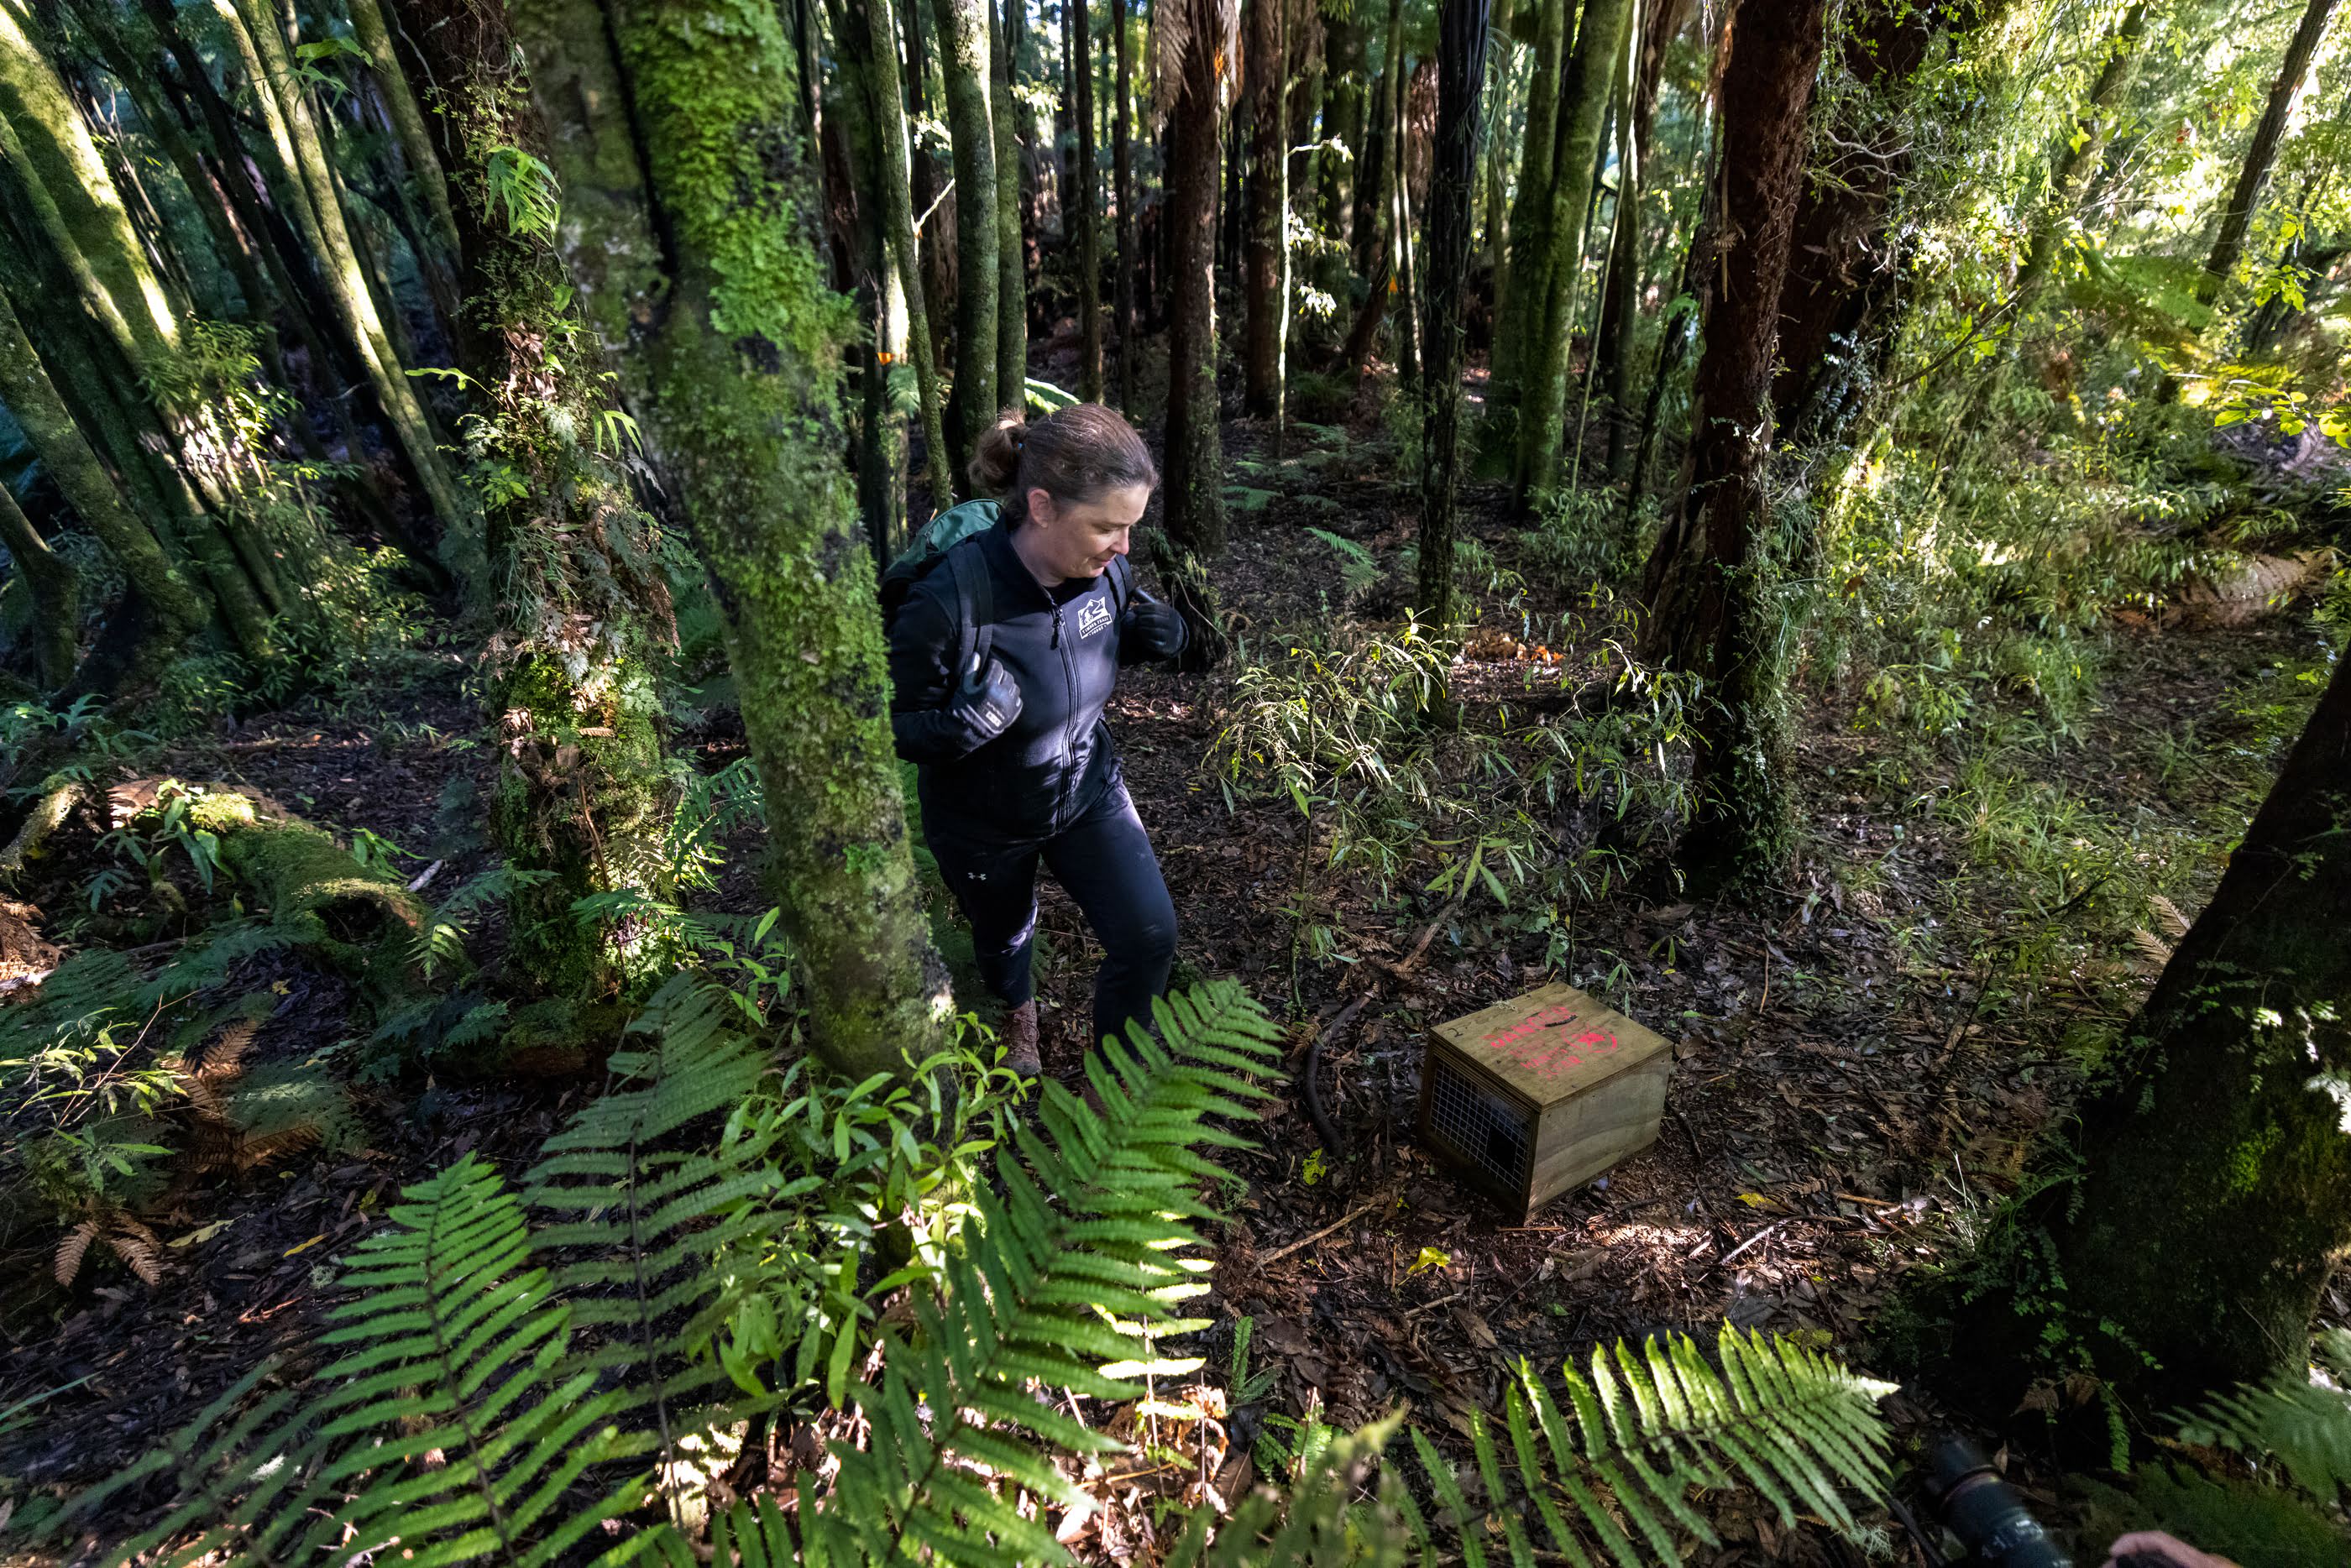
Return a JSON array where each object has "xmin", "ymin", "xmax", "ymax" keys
[
  {"xmin": 306, "ymin": 1154, "xmax": 650, "ymax": 1565},
  {"xmin": 1403, "ymin": 1325, "xmax": 1894, "ymax": 1565},
  {"xmin": 804, "ymin": 979, "xmax": 1283, "ymax": 1565},
  {"xmin": 2179, "ymin": 1329, "xmax": 2351, "ymax": 1502}
]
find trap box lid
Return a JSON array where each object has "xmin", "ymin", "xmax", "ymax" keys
[{"xmin": 1431, "ymin": 983, "xmax": 1669, "ymax": 1111}]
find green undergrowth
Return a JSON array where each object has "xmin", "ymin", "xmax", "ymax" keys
[{"xmin": 1209, "ymin": 590, "xmax": 1699, "ymax": 1010}]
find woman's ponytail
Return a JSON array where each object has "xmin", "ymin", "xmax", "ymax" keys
[
  {"xmin": 968, "ymin": 401, "xmax": 1157, "ymax": 524},
  {"xmin": 969, "ymin": 406, "xmax": 1027, "ymax": 497}
]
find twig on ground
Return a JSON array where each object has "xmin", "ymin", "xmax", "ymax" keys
[{"xmin": 1259, "ymin": 1195, "xmax": 1386, "ymax": 1264}]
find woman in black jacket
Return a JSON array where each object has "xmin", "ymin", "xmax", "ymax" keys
[{"xmin": 886, "ymin": 404, "xmax": 1188, "ymax": 1077}]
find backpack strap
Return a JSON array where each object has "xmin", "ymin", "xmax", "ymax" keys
[
  {"xmin": 943, "ymin": 537, "xmax": 995, "ymax": 684},
  {"xmin": 1107, "ymin": 552, "xmax": 1136, "ymax": 618}
]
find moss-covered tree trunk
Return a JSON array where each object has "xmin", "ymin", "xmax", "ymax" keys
[
  {"xmin": 2196, "ymin": 0, "xmax": 2339, "ymax": 302},
  {"xmin": 0, "ymin": 29, "xmax": 277, "ymax": 659},
  {"xmin": 1515, "ymin": 0, "xmax": 1631, "ymax": 503},
  {"xmin": 931, "ymin": 0, "xmax": 1000, "ymax": 478},
  {"xmin": 345, "ymin": 0, "xmax": 463, "ymax": 268},
  {"xmin": 1162, "ymin": 0, "xmax": 1228, "ymax": 557},
  {"xmin": 510, "ymin": 0, "xmax": 952, "ymax": 1080},
  {"xmin": 1485, "ymin": 0, "xmax": 1568, "ymax": 444},
  {"xmin": 227, "ymin": 0, "xmax": 471, "ymax": 542},
  {"xmin": 1415, "ymin": 0, "xmax": 1490, "ymax": 635},
  {"xmin": 0, "ymin": 282, "xmax": 211, "ymax": 660},
  {"xmin": 994, "ymin": 0, "xmax": 1029, "ymax": 416},
  {"xmin": 1071, "ymin": 0, "xmax": 1103, "ymax": 400},
  {"xmin": 0, "ymin": 479, "xmax": 79, "ymax": 690},
  {"xmin": 2031, "ymin": 656, "xmax": 2351, "ymax": 1408},
  {"xmin": 398, "ymin": 0, "xmax": 681, "ymax": 1012},
  {"xmin": 1594, "ymin": 0, "xmax": 1688, "ymax": 481},
  {"xmin": 1112, "ymin": 0, "xmax": 1137, "ymax": 411},
  {"xmin": 1638, "ymin": 0, "xmax": 1825, "ymax": 892},
  {"xmin": 860, "ymin": 0, "xmax": 957, "ymax": 512}
]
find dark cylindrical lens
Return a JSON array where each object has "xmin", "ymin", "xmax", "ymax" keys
[{"xmin": 1929, "ymin": 1439, "xmax": 2074, "ymax": 1568}]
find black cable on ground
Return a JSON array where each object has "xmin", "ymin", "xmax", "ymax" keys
[{"xmin": 1301, "ymin": 992, "xmax": 1371, "ymax": 1156}]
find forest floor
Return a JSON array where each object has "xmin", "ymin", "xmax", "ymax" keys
[{"xmin": 1, "ymin": 393, "xmax": 2336, "ymax": 1561}]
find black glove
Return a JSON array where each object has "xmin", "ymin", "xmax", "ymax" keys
[
  {"xmin": 950, "ymin": 653, "xmax": 1023, "ymax": 742},
  {"xmin": 1122, "ymin": 592, "xmax": 1187, "ymax": 661}
]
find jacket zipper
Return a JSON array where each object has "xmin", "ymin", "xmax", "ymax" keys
[{"xmin": 1052, "ymin": 599, "xmax": 1079, "ymax": 828}]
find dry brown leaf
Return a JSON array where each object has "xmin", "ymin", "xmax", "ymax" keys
[
  {"xmin": 2150, "ymin": 894, "xmax": 2191, "ymax": 938},
  {"xmin": 54, "ymin": 1220, "xmax": 97, "ymax": 1287}
]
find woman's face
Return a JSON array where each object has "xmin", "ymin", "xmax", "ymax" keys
[{"xmin": 1026, "ymin": 483, "xmax": 1152, "ymax": 582}]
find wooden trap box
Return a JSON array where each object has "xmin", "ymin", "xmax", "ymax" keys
[{"xmin": 1415, "ymin": 983, "xmax": 1672, "ymax": 1220}]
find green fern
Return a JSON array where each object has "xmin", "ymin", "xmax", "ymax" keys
[
  {"xmin": 1410, "ymin": 1326, "xmax": 1898, "ymax": 1566},
  {"xmin": 60, "ymin": 1158, "xmax": 650, "ymax": 1567},
  {"xmin": 2179, "ymin": 1329, "xmax": 2351, "ymax": 1503},
  {"xmin": 796, "ymin": 980, "xmax": 1283, "ymax": 1564}
]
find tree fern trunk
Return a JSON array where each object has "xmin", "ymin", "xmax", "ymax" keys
[{"xmin": 510, "ymin": 0, "xmax": 953, "ymax": 1081}]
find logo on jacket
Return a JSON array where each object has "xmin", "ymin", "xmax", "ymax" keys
[{"xmin": 1077, "ymin": 597, "xmax": 1113, "ymax": 640}]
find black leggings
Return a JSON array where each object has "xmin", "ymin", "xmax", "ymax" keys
[{"xmin": 922, "ymin": 780, "xmax": 1177, "ymax": 1051}]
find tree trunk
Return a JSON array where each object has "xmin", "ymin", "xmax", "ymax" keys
[
  {"xmin": 510, "ymin": 0, "xmax": 953, "ymax": 1082},
  {"xmin": 0, "ymin": 3, "xmax": 183, "ymax": 367},
  {"xmin": 1638, "ymin": 0, "xmax": 1827, "ymax": 891},
  {"xmin": 995, "ymin": 0, "xmax": 1029, "ymax": 413},
  {"xmin": 0, "ymin": 284, "xmax": 208, "ymax": 654},
  {"xmin": 1486, "ymin": 0, "xmax": 1568, "ymax": 436},
  {"xmin": 1321, "ymin": 10, "xmax": 1365, "ymax": 255},
  {"xmin": 902, "ymin": 0, "xmax": 953, "ymax": 362},
  {"xmin": 344, "ymin": 0, "xmax": 463, "ymax": 267},
  {"xmin": 1770, "ymin": 0, "xmax": 1997, "ymax": 445},
  {"xmin": 0, "ymin": 478, "xmax": 80, "ymax": 691},
  {"xmin": 1072, "ymin": 0, "xmax": 1103, "ymax": 399},
  {"xmin": 1352, "ymin": 0, "xmax": 1396, "ymax": 277},
  {"xmin": 820, "ymin": 0, "xmax": 911, "ymax": 555},
  {"xmin": 1242, "ymin": 0, "xmax": 1285, "ymax": 417},
  {"xmin": 1162, "ymin": 0, "xmax": 1228, "ymax": 557},
  {"xmin": 1113, "ymin": 0, "xmax": 1137, "ymax": 411},
  {"xmin": 2197, "ymin": 0, "xmax": 2340, "ymax": 302},
  {"xmin": 2032, "ymin": 656, "xmax": 2351, "ymax": 1409},
  {"xmin": 1385, "ymin": 37, "xmax": 1418, "ymax": 390},
  {"xmin": 933, "ymin": 0, "xmax": 1002, "ymax": 478},
  {"xmin": 388, "ymin": 0, "xmax": 683, "ymax": 1013},
  {"xmin": 228, "ymin": 0, "xmax": 471, "ymax": 541},
  {"xmin": 866, "ymin": 0, "xmax": 960, "ymax": 513},
  {"xmin": 1594, "ymin": 0, "xmax": 1690, "ymax": 480},
  {"xmin": 1415, "ymin": 0, "xmax": 1490, "ymax": 634},
  {"xmin": 1515, "ymin": 0, "xmax": 1632, "ymax": 502}
]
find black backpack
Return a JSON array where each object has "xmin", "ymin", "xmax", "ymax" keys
[{"xmin": 878, "ymin": 500, "xmax": 1135, "ymax": 685}]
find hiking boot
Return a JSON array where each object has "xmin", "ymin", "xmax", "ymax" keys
[{"xmin": 1000, "ymin": 1001, "xmax": 1041, "ymax": 1079}]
